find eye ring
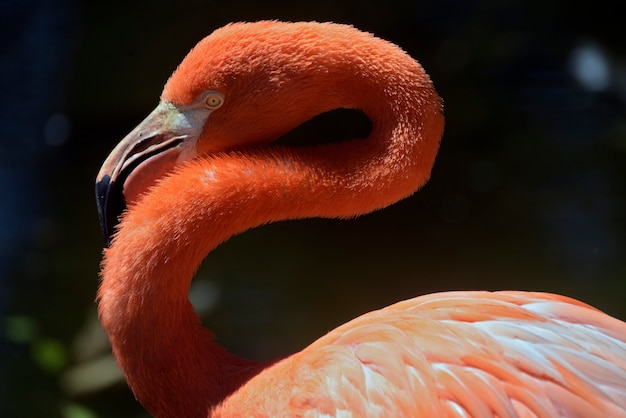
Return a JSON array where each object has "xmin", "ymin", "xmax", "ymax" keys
[{"xmin": 205, "ymin": 94, "xmax": 224, "ymax": 109}]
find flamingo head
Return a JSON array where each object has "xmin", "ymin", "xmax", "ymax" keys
[{"xmin": 95, "ymin": 21, "xmax": 439, "ymax": 246}]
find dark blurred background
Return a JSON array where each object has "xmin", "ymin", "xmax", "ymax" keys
[{"xmin": 2, "ymin": 0, "xmax": 625, "ymax": 417}]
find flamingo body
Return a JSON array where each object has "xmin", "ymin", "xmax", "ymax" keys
[
  {"xmin": 217, "ymin": 291, "xmax": 626, "ymax": 417},
  {"xmin": 95, "ymin": 21, "xmax": 626, "ymax": 417}
]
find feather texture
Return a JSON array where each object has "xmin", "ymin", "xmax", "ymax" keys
[{"xmin": 216, "ymin": 291, "xmax": 626, "ymax": 417}]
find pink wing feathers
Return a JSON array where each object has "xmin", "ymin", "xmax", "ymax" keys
[{"xmin": 222, "ymin": 291, "xmax": 626, "ymax": 417}]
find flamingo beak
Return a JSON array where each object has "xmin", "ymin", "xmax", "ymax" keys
[{"xmin": 96, "ymin": 102, "xmax": 205, "ymax": 247}]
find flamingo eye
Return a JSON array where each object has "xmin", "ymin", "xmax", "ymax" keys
[{"xmin": 205, "ymin": 94, "xmax": 224, "ymax": 109}]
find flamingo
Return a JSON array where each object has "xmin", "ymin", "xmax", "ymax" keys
[{"xmin": 96, "ymin": 21, "xmax": 626, "ymax": 418}]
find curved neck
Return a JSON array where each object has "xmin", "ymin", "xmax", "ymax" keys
[{"xmin": 98, "ymin": 64, "xmax": 442, "ymax": 417}]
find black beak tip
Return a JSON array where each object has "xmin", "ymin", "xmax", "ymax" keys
[{"xmin": 96, "ymin": 174, "xmax": 126, "ymax": 248}]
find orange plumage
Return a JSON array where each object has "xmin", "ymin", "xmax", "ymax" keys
[{"xmin": 96, "ymin": 21, "xmax": 626, "ymax": 417}]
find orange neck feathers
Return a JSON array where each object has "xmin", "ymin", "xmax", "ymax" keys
[{"xmin": 97, "ymin": 21, "xmax": 443, "ymax": 417}]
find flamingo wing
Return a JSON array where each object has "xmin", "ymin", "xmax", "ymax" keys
[{"xmin": 217, "ymin": 291, "xmax": 626, "ymax": 417}]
